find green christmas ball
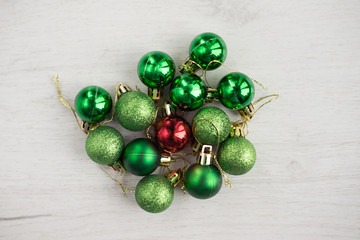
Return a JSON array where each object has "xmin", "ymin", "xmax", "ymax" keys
[
  {"xmin": 189, "ymin": 32, "xmax": 227, "ymax": 70},
  {"xmin": 218, "ymin": 137, "xmax": 256, "ymax": 175},
  {"xmin": 184, "ymin": 164, "xmax": 222, "ymax": 199},
  {"xmin": 135, "ymin": 175, "xmax": 174, "ymax": 213},
  {"xmin": 137, "ymin": 51, "xmax": 175, "ymax": 88},
  {"xmin": 85, "ymin": 126, "xmax": 125, "ymax": 165},
  {"xmin": 122, "ymin": 138, "xmax": 160, "ymax": 176},
  {"xmin": 115, "ymin": 91, "xmax": 156, "ymax": 131},
  {"xmin": 169, "ymin": 74, "xmax": 207, "ymax": 111},
  {"xmin": 75, "ymin": 86, "xmax": 112, "ymax": 123},
  {"xmin": 192, "ymin": 107, "xmax": 231, "ymax": 145},
  {"xmin": 217, "ymin": 72, "xmax": 255, "ymax": 110}
]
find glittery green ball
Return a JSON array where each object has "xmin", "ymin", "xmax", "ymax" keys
[
  {"xmin": 75, "ymin": 86, "xmax": 112, "ymax": 123},
  {"xmin": 217, "ymin": 72, "xmax": 255, "ymax": 110},
  {"xmin": 218, "ymin": 137, "xmax": 256, "ymax": 175},
  {"xmin": 115, "ymin": 91, "xmax": 156, "ymax": 131},
  {"xmin": 135, "ymin": 175, "xmax": 174, "ymax": 213},
  {"xmin": 122, "ymin": 138, "xmax": 160, "ymax": 176},
  {"xmin": 189, "ymin": 32, "xmax": 227, "ymax": 70},
  {"xmin": 184, "ymin": 164, "xmax": 222, "ymax": 199},
  {"xmin": 85, "ymin": 126, "xmax": 125, "ymax": 165},
  {"xmin": 192, "ymin": 107, "xmax": 231, "ymax": 145},
  {"xmin": 137, "ymin": 51, "xmax": 175, "ymax": 88}
]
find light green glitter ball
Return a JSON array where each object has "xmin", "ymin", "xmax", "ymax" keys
[
  {"xmin": 135, "ymin": 175, "xmax": 174, "ymax": 213},
  {"xmin": 85, "ymin": 126, "xmax": 125, "ymax": 165},
  {"xmin": 115, "ymin": 91, "xmax": 156, "ymax": 131},
  {"xmin": 217, "ymin": 137, "xmax": 256, "ymax": 175},
  {"xmin": 192, "ymin": 106, "xmax": 231, "ymax": 145}
]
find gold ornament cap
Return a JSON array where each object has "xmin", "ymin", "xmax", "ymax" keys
[{"xmin": 197, "ymin": 145, "xmax": 214, "ymax": 165}]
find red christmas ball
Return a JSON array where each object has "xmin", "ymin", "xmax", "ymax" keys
[{"xmin": 155, "ymin": 115, "xmax": 192, "ymax": 152}]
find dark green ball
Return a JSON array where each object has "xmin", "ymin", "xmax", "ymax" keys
[
  {"xmin": 75, "ymin": 86, "xmax": 112, "ymax": 123},
  {"xmin": 135, "ymin": 175, "xmax": 174, "ymax": 213},
  {"xmin": 192, "ymin": 106, "xmax": 231, "ymax": 145},
  {"xmin": 217, "ymin": 72, "xmax": 255, "ymax": 110},
  {"xmin": 184, "ymin": 164, "xmax": 222, "ymax": 199},
  {"xmin": 115, "ymin": 91, "xmax": 156, "ymax": 131},
  {"xmin": 137, "ymin": 51, "xmax": 175, "ymax": 88},
  {"xmin": 218, "ymin": 137, "xmax": 256, "ymax": 175},
  {"xmin": 169, "ymin": 74, "xmax": 207, "ymax": 111},
  {"xmin": 189, "ymin": 32, "xmax": 227, "ymax": 70},
  {"xmin": 122, "ymin": 138, "xmax": 160, "ymax": 176},
  {"xmin": 85, "ymin": 126, "xmax": 125, "ymax": 165}
]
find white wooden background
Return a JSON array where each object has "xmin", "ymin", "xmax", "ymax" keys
[{"xmin": 0, "ymin": 0, "xmax": 359, "ymax": 239}]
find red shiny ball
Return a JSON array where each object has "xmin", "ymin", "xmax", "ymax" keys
[{"xmin": 155, "ymin": 115, "xmax": 192, "ymax": 152}]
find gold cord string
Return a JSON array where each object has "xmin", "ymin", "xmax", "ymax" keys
[
  {"xmin": 192, "ymin": 117, "xmax": 232, "ymax": 187},
  {"xmin": 145, "ymin": 106, "xmax": 161, "ymax": 140},
  {"xmin": 172, "ymin": 155, "xmax": 191, "ymax": 194},
  {"xmin": 135, "ymin": 85, "xmax": 142, "ymax": 92},
  {"xmin": 252, "ymin": 94, "xmax": 279, "ymax": 116},
  {"xmin": 98, "ymin": 165, "xmax": 135, "ymax": 196},
  {"xmin": 53, "ymin": 75, "xmax": 89, "ymax": 135}
]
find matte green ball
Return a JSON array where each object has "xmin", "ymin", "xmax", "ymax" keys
[
  {"xmin": 169, "ymin": 74, "xmax": 207, "ymax": 111},
  {"xmin": 135, "ymin": 175, "xmax": 174, "ymax": 213},
  {"xmin": 189, "ymin": 32, "xmax": 227, "ymax": 70},
  {"xmin": 184, "ymin": 164, "xmax": 222, "ymax": 199},
  {"xmin": 115, "ymin": 91, "xmax": 156, "ymax": 131},
  {"xmin": 75, "ymin": 86, "xmax": 112, "ymax": 123},
  {"xmin": 218, "ymin": 137, "xmax": 256, "ymax": 175},
  {"xmin": 85, "ymin": 126, "xmax": 125, "ymax": 165},
  {"xmin": 192, "ymin": 107, "xmax": 231, "ymax": 145},
  {"xmin": 217, "ymin": 72, "xmax": 255, "ymax": 110},
  {"xmin": 137, "ymin": 51, "xmax": 175, "ymax": 88},
  {"xmin": 122, "ymin": 138, "xmax": 160, "ymax": 176}
]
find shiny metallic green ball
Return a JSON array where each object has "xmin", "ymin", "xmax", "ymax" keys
[
  {"xmin": 137, "ymin": 51, "xmax": 175, "ymax": 88},
  {"xmin": 184, "ymin": 164, "xmax": 222, "ymax": 199},
  {"xmin": 85, "ymin": 126, "xmax": 125, "ymax": 165},
  {"xmin": 189, "ymin": 32, "xmax": 227, "ymax": 70},
  {"xmin": 192, "ymin": 107, "xmax": 231, "ymax": 145},
  {"xmin": 115, "ymin": 91, "xmax": 156, "ymax": 131},
  {"xmin": 75, "ymin": 86, "xmax": 112, "ymax": 123},
  {"xmin": 218, "ymin": 137, "xmax": 256, "ymax": 175},
  {"xmin": 169, "ymin": 74, "xmax": 207, "ymax": 111},
  {"xmin": 135, "ymin": 175, "xmax": 174, "ymax": 213},
  {"xmin": 217, "ymin": 72, "xmax": 255, "ymax": 110},
  {"xmin": 122, "ymin": 138, "xmax": 160, "ymax": 176}
]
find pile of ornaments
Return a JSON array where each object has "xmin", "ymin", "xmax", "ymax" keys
[{"xmin": 58, "ymin": 33, "xmax": 265, "ymax": 213}]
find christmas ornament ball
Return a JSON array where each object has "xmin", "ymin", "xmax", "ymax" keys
[
  {"xmin": 135, "ymin": 175, "xmax": 174, "ymax": 213},
  {"xmin": 217, "ymin": 72, "xmax": 255, "ymax": 110},
  {"xmin": 137, "ymin": 51, "xmax": 175, "ymax": 88},
  {"xmin": 85, "ymin": 126, "xmax": 124, "ymax": 165},
  {"xmin": 115, "ymin": 91, "xmax": 156, "ymax": 131},
  {"xmin": 155, "ymin": 115, "xmax": 192, "ymax": 153},
  {"xmin": 184, "ymin": 164, "xmax": 222, "ymax": 199},
  {"xmin": 192, "ymin": 106, "xmax": 231, "ymax": 145},
  {"xmin": 169, "ymin": 74, "xmax": 207, "ymax": 111},
  {"xmin": 189, "ymin": 32, "xmax": 227, "ymax": 70},
  {"xmin": 75, "ymin": 86, "xmax": 112, "ymax": 123},
  {"xmin": 218, "ymin": 137, "xmax": 256, "ymax": 175},
  {"xmin": 122, "ymin": 138, "xmax": 160, "ymax": 176}
]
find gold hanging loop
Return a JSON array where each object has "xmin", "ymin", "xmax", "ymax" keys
[{"xmin": 53, "ymin": 75, "xmax": 89, "ymax": 135}]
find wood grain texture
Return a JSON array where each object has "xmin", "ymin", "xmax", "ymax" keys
[{"xmin": 0, "ymin": 0, "xmax": 359, "ymax": 239}]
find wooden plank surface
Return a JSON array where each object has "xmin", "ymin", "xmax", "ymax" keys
[{"xmin": 0, "ymin": 0, "xmax": 359, "ymax": 239}]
